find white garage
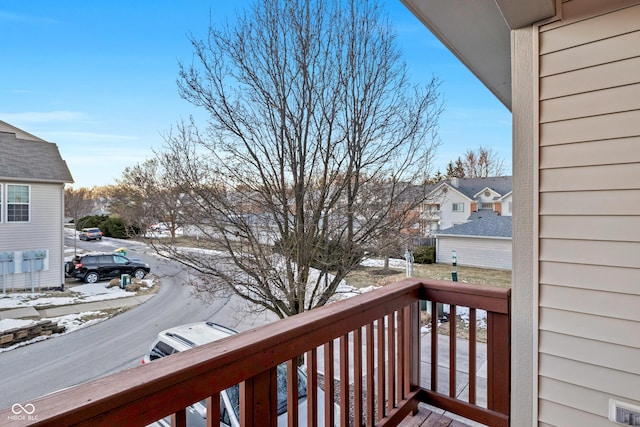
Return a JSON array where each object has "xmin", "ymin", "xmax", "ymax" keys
[{"xmin": 435, "ymin": 216, "xmax": 512, "ymax": 270}]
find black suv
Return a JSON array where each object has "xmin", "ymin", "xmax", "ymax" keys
[{"xmin": 70, "ymin": 253, "xmax": 151, "ymax": 283}]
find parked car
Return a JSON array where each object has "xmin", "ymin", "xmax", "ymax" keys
[
  {"xmin": 79, "ymin": 227, "xmax": 103, "ymax": 241},
  {"xmin": 149, "ymin": 223, "xmax": 169, "ymax": 232},
  {"xmin": 143, "ymin": 322, "xmax": 335, "ymax": 427},
  {"xmin": 70, "ymin": 252, "xmax": 150, "ymax": 283}
]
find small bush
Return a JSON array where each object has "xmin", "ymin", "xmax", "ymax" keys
[
  {"xmin": 413, "ymin": 246, "xmax": 435, "ymax": 264},
  {"xmin": 100, "ymin": 217, "xmax": 127, "ymax": 238}
]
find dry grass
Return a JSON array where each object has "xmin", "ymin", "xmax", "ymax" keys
[{"xmin": 345, "ymin": 262, "xmax": 511, "ymax": 290}]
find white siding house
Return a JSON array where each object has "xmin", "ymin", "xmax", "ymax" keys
[
  {"xmin": 422, "ymin": 176, "xmax": 512, "ymax": 234},
  {"xmin": 0, "ymin": 121, "xmax": 73, "ymax": 292}
]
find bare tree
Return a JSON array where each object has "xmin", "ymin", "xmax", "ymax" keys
[
  {"xmin": 462, "ymin": 146, "xmax": 505, "ymax": 177},
  {"xmin": 65, "ymin": 186, "xmax": 98, "ymax": 256},
  {"xmin": 159, "ymin": 0, "xmax": 442, "ymax": 319},
  {"xmin": 110, "ymin": 158, "xmax": 185, "ymax": 238},
  {"xmin": 64, "ymin": 186, "xmax": 94, "ymax": 226},
  {"xmin": 445, "ymin": 158, "xmax": 466, "ymax": 178}
]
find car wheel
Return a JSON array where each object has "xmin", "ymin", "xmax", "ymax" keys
[
  {"xmin": 84, "ymin": 272, "xmax": 99, "ymax": 284},
  {"xmin": 133, "ymin": 269, "xmax": 146, "ymax": 280}
]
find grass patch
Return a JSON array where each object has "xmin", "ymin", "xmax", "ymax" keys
[{"xmin": 345, "ymin": 262, "xmax": 511, "ymax": 290}]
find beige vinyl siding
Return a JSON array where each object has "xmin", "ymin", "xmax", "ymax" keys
[
  {"xmin": 537, "ymin": 2, "xmax": 640, "ymax": 425},
  {"xmin": 540, "ymin": 377, "xmax": 636, "ymax": 426},
  {"xmin": 0, "ymin": 182, "xmax": 64, "ymax": 289},
  {"xmin": 540, "ymin": 261, "xmax": 640, "ymax": 294}
]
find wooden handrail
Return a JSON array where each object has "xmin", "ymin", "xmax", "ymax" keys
[{"xmin": 0, "ymin": 278, "xmax": 510, "ymax": 427}]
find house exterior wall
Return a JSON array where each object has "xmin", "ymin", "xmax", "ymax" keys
[
  {"xmin": 436, "ymin": 187, "xmax": 471, "ymax": 230},
  {"xmin": 436, "ymin": 236, "xmax": 512, "ymax": 270},
  {"xmin": 513, "ymin": 1, "xmax": 640, "ymax": 425},
  {"xmin": 501, "ymin": 193, "xmax": 513, "ymax": 216},
  {"xmin": 0, "ymin": 182, "xmax": 65, "ymax": 290}
]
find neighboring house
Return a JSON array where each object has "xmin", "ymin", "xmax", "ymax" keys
[
  {"xmin": 435, "ymin": 214, "xmax": 512, "ymax": 270},
  {"xmin": 421, "ymin": 176, "xmax": 512, "ymax": 234},
  {"xmin": 403, "ymin": 0, "xmax": 640, "ymax": 425},
  {"xmin": 0, "ymin": 121, "xmax": 73, "ymax": 292}
]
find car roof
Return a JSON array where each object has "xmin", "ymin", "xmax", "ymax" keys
[
  {"xmin": 80, "ymin": 252, "xmax": 131, "ymax": 259},
  {"xmin": 82, "ymin": 252, "xmax": 118, "ymax": 256},
  {"xmin": 157, "ymin": 322, "xmax": 236, "ymax": 349}
]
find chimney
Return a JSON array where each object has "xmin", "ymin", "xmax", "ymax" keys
[{"xmin": 450, "ymin": 177, "xmax": 459, "ymax": 188}]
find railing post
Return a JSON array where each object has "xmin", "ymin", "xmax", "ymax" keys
[
  {"xmin": 240, "ymin": 368, "xmax": 278, "ymax": 427},
  {"xmin": 170, "ymin": 408, "xmax": 186, "ymax": 427},
  {"xmin": 324, "ymin": 340, "xmax": 335, "ymax": 427},
  {"xmin": 206, "ymin": 394, "xmax": 220, "ymax": 427},
  {"xmin": 409, "ymin": 302, "xmax": 420, "ymax": 392},
  {"xmin": 306, "ymin": 349, "xmax": 319, "ymax": 427},
  {"xmin": 487, "ymin": 311, "xmax": 511, "ymax": 418},
  {"xmin": 287, "ymin": 359, "xmax": 299, "ymax": 427}
]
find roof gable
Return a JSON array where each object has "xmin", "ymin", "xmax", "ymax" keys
[
  {"xmin": 0, "ymin": 122, "xmax": 73, "ymax": 183},
  {"xmin": 430, "ymin": 176, "xmax": 512, "ymax": 200},
  {"xmin": 430, "ymin": 181, "xmax": 474, "ymax": 202}
]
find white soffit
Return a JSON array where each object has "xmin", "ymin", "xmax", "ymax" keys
[{"xmin": 401, "ymin": 0, "xmax": 555, "ymax": 111}]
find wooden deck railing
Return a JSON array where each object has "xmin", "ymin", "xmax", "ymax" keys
[{"xmin": 0, "ymin": 278, "xmax": 510, "ymax": 427}]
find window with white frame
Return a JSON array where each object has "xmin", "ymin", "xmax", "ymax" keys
[
  {"xmin": 7, "ymin": 184, "xmax": 30, "ymax": 222},
  {"xmin": 452, "ymin": 202, "xmax": 464, "ymax": 212}
]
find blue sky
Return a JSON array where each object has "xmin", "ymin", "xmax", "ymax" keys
[{"xmin": 0, "ymin": 1, "xmax": 511, "ymax": 189}]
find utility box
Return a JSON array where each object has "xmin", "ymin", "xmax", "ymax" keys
[
  {"xmin": 0, "ymin": 252, "xmax": 15, "ymax": 274},
  {"xmin": 22, "ymin": 250, "xmax": 47, "ymax": 272},
  {"xmin": 120, "ymin": 274, "xmax": 132, "ymax": 289}
]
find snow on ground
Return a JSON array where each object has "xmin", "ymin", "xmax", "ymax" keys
[
  {"xmin": 0, "ymin": 311, "xmax": 109, "ymax": 353},
  {"xmin": 0, "ymin": 280, "xmax": 152, "ymax": 310},
  {"xmin": 0, "ymin": 279, "xmax": 154, "ymax": 339},
  {"xmin": 360, "ymin": 257, "xmax": 407, "ymax": 269}
]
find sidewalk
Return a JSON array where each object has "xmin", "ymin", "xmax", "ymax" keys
[{"xmin": 0, "ymin": 294, "xmax": 155, "ymax": 321}]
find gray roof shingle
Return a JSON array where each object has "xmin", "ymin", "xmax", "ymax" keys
[
  {"xmin": 436, "ymin": 215, "xmax": 512, "ymax": 238},
  {"xmin": 0, "ymin": 122, "xmax": 73, "ymax": 183},
  {"xmin": 442, "ymin": 176, "xmax": 512, "ymax": 199}
]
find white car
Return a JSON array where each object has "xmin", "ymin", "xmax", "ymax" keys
[{"xmin": 143, "ymin": 322, "xmax": 335, "ymax": 427}]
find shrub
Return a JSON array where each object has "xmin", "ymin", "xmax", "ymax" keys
[
  {"xmin": 100, "ymin": 217, "xmax": 127, "ymax": 238},
  {"xmin": 76, "ymin": 215, "xmax": 129, "ymax": 238},
  {"xmin": 413, "ymin": 246, "xmax": 435, "ymax": 264},
  {"xmin": 76, "ymin": 214, "xmax": 109, "ymax": 230}
]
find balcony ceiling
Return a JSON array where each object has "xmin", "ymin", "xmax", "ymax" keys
[{"xmin": 401, "ymin": 0, "xmax": 556, "ymax": 111}]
